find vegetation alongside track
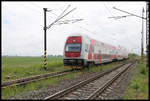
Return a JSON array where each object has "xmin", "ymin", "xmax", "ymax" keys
[
  {"xmin": 2, "ymin": 57, "xmax": 65, "ymax": 82},
  {"xmin": 2, "ymin": 54, "xmax": 143, "ymax": 99},
  {"xmin": 2, "ymin": 54, "xmax": 137, "ymax": 82},
  {"xmin": 2, "ymin": 57, "xmax": 127, "ymax": 99},
  {"xmin": 123, "ymin": 59, "xmax": 148, "ymax": 99}
]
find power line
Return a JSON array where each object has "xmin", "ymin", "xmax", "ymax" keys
[
  {"xmin": 113, "ymin": 7, "xmax": 146, "ymax": 20},
  {"xmin": 103, "ymin": 4, "xmax": 145, "ymax": 52},
  {"xmin": 45, "ymin": 4, "xmax": 141, "ymax": 55},
  {"xmin": 103, "ymin": 3, "xmax": 114, "ymax": 17},
  {"xmin": 52, "ymin": 7, "xmax": 109, "ymax": 38},
  {"xmin": 51, "ymin": 4, "xmax": 141, "ymax": 50},
  {"xmin": 54, "ymin": 19, "xmax": 84, "ymax": 25},
  {"xmin": 112, "ymin": 6, "xmax": 146, "ymax": 61},
  {"xmin": 108, "ymin": 14, "xmax": 133, "ymax": 20},
  {"xmin": 55, "ymin": 5, "xmax": 71, "ymax": 21},
  {"xmin": 46, "ymin": 5, "xmax": 98, "ymax": 35},
  {"xmin": 47, "ymin": 6, "xmax": 77, "ymax": 29}
]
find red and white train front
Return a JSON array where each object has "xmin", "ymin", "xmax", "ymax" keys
[{"xmin": 63, "ymin": 36, "xmax": 84, "ymax": 67}]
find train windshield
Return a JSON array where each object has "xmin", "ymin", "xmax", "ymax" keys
[{"xmin": 65, "ymin": 43, "xmax": 81, "ymax": 52}]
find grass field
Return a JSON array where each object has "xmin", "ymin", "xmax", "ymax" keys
[
  {"xmin": 2, "ymin": 56, "xmax": 66, "ymax": 82},
  {"xmin": 2, "ymin": 53, "xmax": 138, "ymax": 82},
  {"xmin": 2, "ymin": 59, "xmax": 128, "ymax": 99},
  {"xmin": 1, "ymin": 55, "xmax": 128, "ymax": 99}
]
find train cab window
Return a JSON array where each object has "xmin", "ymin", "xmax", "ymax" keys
[{"xmin": 65, "ymin": 43, "xmax": 81, "ymax": 52}]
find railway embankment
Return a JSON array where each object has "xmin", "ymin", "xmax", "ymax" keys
[{"xmin": 122, "ymin": 60, "xmax": 148, "ymax": 99}]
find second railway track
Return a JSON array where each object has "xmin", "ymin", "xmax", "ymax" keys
[
  {"xmin": 44, "ymin": 60, "xmax": 137, "ymax": 100},
  {"xmin": 2, "ymin": 60, "xmax": 128, "ymax": 89},
  {"xmin": 2, "ymin": 69, "xmax": 73, "ymax": 88}
]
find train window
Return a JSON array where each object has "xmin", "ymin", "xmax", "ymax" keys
[
  {"xmin": 91, "ymin": 46, "xmax": 94, "ymax": 52},
  {"xmin": 65, "ymin": 43, "xmax": 81, "ymax": 52},
  {"xmin": 85, "ymin": 44, "xmax": 88, "ymax": 52}
]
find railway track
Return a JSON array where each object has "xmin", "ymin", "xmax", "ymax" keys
[
  {"xmin": 44, "ymin": 60, "xmax": 136, "ymax": 100},
  {"xmin": 95, "ymin": 60, "xmax": 137, "ymax": 100},
  {"xmin": 2, "ymin": 69, "xmax": 73, "ymax": 88},
  {"xmin": 2, "ymin": 60, "xmax": 127, "ymax": 89}
]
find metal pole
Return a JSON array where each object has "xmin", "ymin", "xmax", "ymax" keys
[
  {"xmin": 146, "ymin": 3, "xmax": 147, "ymax": 65},
  {"xmin": 146, "ymin": 2, "xmax": 149, "ymax": 67},
  {"xmin": 43, "ymin": 8, "xmax": 47, "ymax": 70},
  {"xmin": 141, "ymin": 8, "xmax": 144, "ymax": 62}
]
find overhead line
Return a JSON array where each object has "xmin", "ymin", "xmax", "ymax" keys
[
  {"xmin": 55, "ymin": 5, "xmax": 71, "ymax": 21},
  {"xmin": 47, "ymin": 7, "xmax": 77, "ymax": 29},
  {"xmin": 46, "ymin": 5, "xmax": 97, "ymax": 35},
  {"xmin": 113, "ymin": 7, "xmax": 146, "ymax": 20},
  {"xmin": 103, "ymin": 3, "xmax": 114, "ymax": 17},
  {"xmin": 46, "ymin": 4, "xmax": 131, "ymax": 43}
]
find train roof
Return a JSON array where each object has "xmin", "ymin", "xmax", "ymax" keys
[{"xmin": 69, "ymin": 33, "xmax": 89, "ymax": 38}]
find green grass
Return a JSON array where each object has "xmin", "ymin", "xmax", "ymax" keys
[
  {"xmin": 2, "ymin": 54, "xmax": 140, "ymax": 99},
  {"xmin": 2, "ymin": 57, "xmax": 66, "ymax": 82},
  {"xmin": 2, "ymin": 71, "xmax": 82, "ymax": 99},
  {"xmin": 2, "ymin": 54, "xmax": 138, "ymax": 82},
  {"xmin": 1, "ymin": 58, "xmax": 128, "ymax": 99},
  {"xmin": 122, "ymin": 60, "xmax": 149, "ymax": 99}
]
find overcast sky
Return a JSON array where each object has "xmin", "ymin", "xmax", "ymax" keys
[{"xmin": 2, "ymin": 1, "xmax": 147, "ymax": 56}]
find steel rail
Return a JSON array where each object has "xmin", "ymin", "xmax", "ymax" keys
[
  {"xmin": 2, "ymin": 69, "xmax": 72, "ymax": 88},
  {"xmin": 87, "ymin": 60, "xmax": 136, "ymax": 99},
  {"xmin": 44, "ymin": 62, "xmax": 129, "ymax": 100},
  {"xmin": 2, "ymin": 59, "xmax": 128, "ymax": 88}
]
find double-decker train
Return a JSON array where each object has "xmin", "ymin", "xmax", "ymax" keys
[{"xmin": 63, "ymin": 34, "xmax": 128, "ymax": 69}]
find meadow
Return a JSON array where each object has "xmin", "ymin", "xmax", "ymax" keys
[
  {"xmin": 2, "ymin": 55, "xmax": 127, "ymax": 99},
  {"xmin": 2, "ymin": 55, "xmax": 133, "ymax": 82},
  {"xmin": 2, "ymin": 56, "xmax": 66, "ymax": 82}
]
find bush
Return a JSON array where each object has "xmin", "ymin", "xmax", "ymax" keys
[{"xmin": 140, "ymin": 67, "xmax": 146, "ymax": 75}]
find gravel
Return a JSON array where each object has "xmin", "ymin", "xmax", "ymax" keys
[
  {"xmin": 96, "ymin": 62, "xmax": 137, "ymax": 100},
  {"xmin": 9, "ymin": 70, "xmax": 101, "ymax": 99}
]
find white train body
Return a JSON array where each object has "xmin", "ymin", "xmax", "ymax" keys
[{"xmin": 63, "ymin": 34, "xmax": 128, "ymax": 67}]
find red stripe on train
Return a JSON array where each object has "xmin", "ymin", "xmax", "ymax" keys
[
  {"xmin": 65, "ymin": 52, "xmax": 81, "ymax": 57},
  {"xmin": 66, "ymin": 36, "xmax": 82, "ymax": 44}
]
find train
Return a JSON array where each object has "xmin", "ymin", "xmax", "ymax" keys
[{"xmin": 63, "ymin": 34, "xmax": 128, "ymax": 69}]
